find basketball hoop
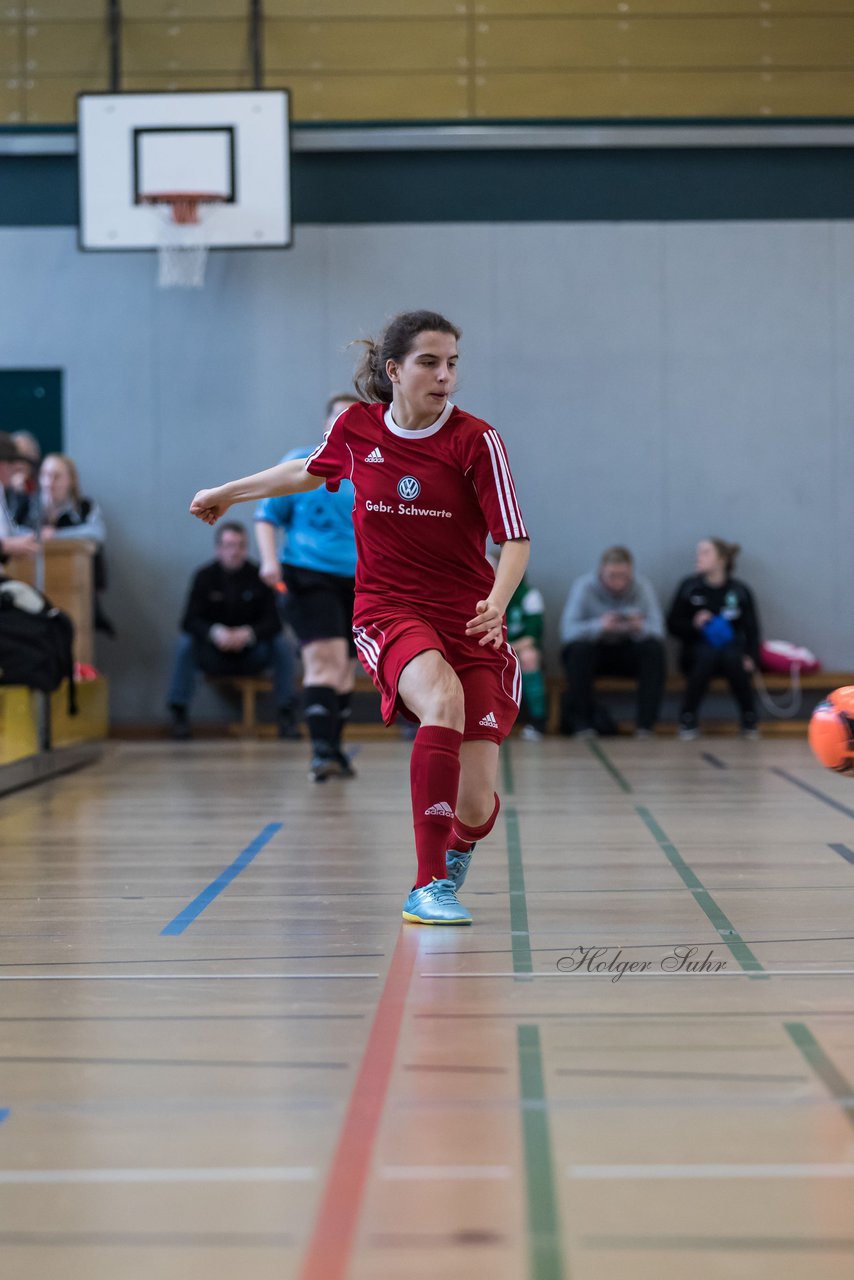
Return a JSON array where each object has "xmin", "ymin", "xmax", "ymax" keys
[{"xmin": 140, "ymin": 192, "xmax": 226, "ymax": 289}]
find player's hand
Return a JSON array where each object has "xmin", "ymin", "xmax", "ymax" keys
[
  {"xmin": 743, "ymin": 656, "xmax": 755, "ymax": 673},
  {"xmin": 694, "ymin": 610, "xmax": 713, "ymax": 629},
  {"xmin": 210, "ymin": 624, "xmax": 231, "ymax": 650},
  {"xmin": 259, "ymin": 560, "xmax": 282, "ymax": 590},
  {"xmin": 190, "ymin": 488, "xmax": 230, "ymax": 525},
  {"xmin": 466, "ymin": 599, "xmax": 504, "ymax": 649}
]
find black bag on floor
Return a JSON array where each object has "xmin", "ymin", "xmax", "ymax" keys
[{"xmin": 0, "ymin": 579, "xmax": 77, "ymax": 714}]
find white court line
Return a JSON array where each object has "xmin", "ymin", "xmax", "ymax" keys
[
  {"xmin": 0, "ymin": 1165, "xmax": 512, "ymax": 1186},
  {"xmin": 419, "ymin": 970, "xmax": 854, "ymax": 979},
  {"xmin": 567, "ymin": 1164, "xmax": 854, "ymax": 1180},
  {"xmin": 0, "ymin": 1166, "xmax": 317, "ymax": 1184},
  {"xmin": 381, "ymin": 1165, "xmax": 512, "ymax": 1180},
  {"xmin": 0, "ymin": 973, "xmax": 379, "ymax": 982}
]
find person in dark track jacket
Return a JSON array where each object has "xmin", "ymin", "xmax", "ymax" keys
[
  {"xmin": 667, "ymin": 537, "xmax": 761, "ymax": 740},
  {"xmin": 166, "ymin": 521, "xmax": 296, "ymax": 739}
]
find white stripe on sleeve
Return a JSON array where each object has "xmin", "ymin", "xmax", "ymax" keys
[
  {"xmin": 483, "ymin": 431, "xmax": 515, "ymax": 540},
  {"xmin": 487, "ymin": 430, "xmax": 527, "ymax": 539}
]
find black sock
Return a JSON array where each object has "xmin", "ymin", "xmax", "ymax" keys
[
  {"xmin": 333, "ymin": 692, "xmax": 352, "ymax": 749},
  {"xmin": 302, "ymin": 685, "xmax": 339, "ymax": 755}
]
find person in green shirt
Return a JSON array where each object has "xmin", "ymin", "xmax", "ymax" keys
[{"xmin": 506, "ymin": 574, "xmax": 548, "ymax": 740}]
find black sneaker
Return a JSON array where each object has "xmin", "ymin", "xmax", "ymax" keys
[
  {"xmin": 678, "ymin": 713, "xmax": 699, "ymax": 741},
  {"xmin": 332, "ymin": 749, "xmax": 356, "ymax": 778},
  {"xmin": 308, "ymin": 748, "xmax": 356, "ymax": 782},
  {"xmin": 168, "ymin": 704, "xmax": 191, "ymax": 741},
  {"xmin": 309, "ymin": 755, "xmax": 333, "ymax": 782},
  {"xmin": 740, "ymin": 713, "xmax": 760, "ymax": 740}
]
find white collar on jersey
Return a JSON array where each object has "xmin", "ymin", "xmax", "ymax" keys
[{"xmin": 384, "ymin": 400, "xmax": 454, "ymax": 440}]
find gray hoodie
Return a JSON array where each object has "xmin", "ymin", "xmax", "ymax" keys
[{"xmin": 560, "ymin": 570, "xmax": 665, "ymax": 645}]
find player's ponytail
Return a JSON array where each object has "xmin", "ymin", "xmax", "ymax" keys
[
  {"xmin": 352, "ymin": 310, "xmax": 462, "ymax": 403},
  {"xmin": 352, "ymin": 336, "xmax": 391, "ymax": 403},
  {"xmin": 709, "ymin": 537, "xmax": 741, "ymax": 574}
]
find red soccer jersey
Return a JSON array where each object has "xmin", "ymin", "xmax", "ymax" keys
[{"xmin": 304, "ymin": 400, "xmax": 528, "ymax": 632}]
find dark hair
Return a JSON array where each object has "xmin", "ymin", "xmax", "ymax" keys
[
  {"xmin": 600, "ymin": 545, "xmax": 633, "ymax": 567},
  {"xmin": 325, "ymin": 392, "xmax": 358, "ymax": 418},
  {"xmin": 708, "ymin": 537, "xmax": 741, "ymax": 574},
  {"xmin": 352, "ymin": 310, "xmax": 461, "ymax": 404},
  {"xmin": 215, "ymin": 521, "xmax": 247, "ymax": 543}
]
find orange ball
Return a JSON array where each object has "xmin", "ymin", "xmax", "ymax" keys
[{"xmin": 808, "ymin": 686, "xmax": 854, "ymax": 775}]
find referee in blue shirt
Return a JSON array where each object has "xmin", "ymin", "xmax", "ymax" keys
[{"xmin": 255, "ymin": 396, "xmax": 358, "ymax": 781}]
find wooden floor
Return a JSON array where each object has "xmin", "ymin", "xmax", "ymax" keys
[{"xmin": 1, "ymin": 733, "xmax": 853, "ymax": 1280}]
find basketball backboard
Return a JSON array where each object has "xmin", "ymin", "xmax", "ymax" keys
[{"xmin": 78, "ymin": 90, "xmax": 290, "ymax": 252}]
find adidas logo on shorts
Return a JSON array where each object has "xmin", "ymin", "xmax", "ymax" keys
[
  {"xmin": 424, "ymin": 801, "xmax": 454, "ymax": 817},
  {"xmin": 479, "ymin": 711, "xmax": 499, "ymax": 729},
  {"xmin": 364, "ymin": 447, "xmax": 385, "ymax": 463}
]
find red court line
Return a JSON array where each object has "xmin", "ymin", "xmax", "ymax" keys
[{"xmin": 298, "ymin": 927, "xmax": 419, "ymax": 1280}]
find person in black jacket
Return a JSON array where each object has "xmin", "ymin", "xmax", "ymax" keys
[
  {"xmin": 166, "ymin": 522, "xmax": 297, "ymax": 739},
  {"xmin": 667, "ymin": 538, "xmax": 760, "ymax": 740}
]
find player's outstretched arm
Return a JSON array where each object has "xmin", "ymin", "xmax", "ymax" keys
[{"xmin": 190, "ymin": 458, "xmax": 324, "ymax": 525}]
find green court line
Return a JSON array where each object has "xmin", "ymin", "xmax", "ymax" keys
[
  {"xmin": 583, "ymin": 742, "xmax": 765, "ymax": 976},
  {"xmin": 505, "ymin": 746, "xmax": 566, "ymax": 1275},
  {"xmin": 518, "ymin": 1025, "xmax": 567, "ymax": 1280},
  {"xmin": 784, "ymin": 1023, "xmax": 854, "ymax": 1130},
  {"xmin": 635, "ymin": 806, "xmax": 766, "ymax": 977},
  {"xmin": 586, "ymin": 739, "xmax": 632, "ymax": 793},
  {"xmin": 506, "ymin": 806, "xmax": 533, "ymax": 978}
]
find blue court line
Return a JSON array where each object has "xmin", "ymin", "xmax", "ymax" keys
[
  {"xmin": 0, "ymin": 1109, "xmax": 9, "ymax": 1124},
  {"xmin": 829, "ymin": 844, "xmax": 854, "ymax": 865},
  {"xmin": 161, "ymin": 824, "xmax": 283, "ymax": 936},
  {"xmin": 771, "ymin": 768, "xmax": 854, "ymax": 820}
]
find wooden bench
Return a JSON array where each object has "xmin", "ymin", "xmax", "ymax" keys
[
  {"xmin": 0, "ymin": 678, "xmax": 108, "ymax": 796},
  {"xmin": 207, "ymin": 672, "xmax": 379, "ymax": 738},
  {"xmin": 545, "ymin": 671, "xmax": 854, "ymax": 734},
  {"xmin": 208, "ymin": 670, "xmax": 853, "ymax": 739}
]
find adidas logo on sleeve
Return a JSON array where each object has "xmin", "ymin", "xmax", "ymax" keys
[
  {"xmin": 424, "ymin": 801, "xmax": 454, "ymax": 817},
  {"xmin": 364, "ymin": 447, "xmax": 385, "ymax": 463}
]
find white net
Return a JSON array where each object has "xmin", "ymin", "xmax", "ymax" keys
[
  {"xmin": 145, "ymin": 195, "xmax": 222, "ymax": 289},
  {"xmin": 157, "ymin": 242, "xmax": 209, "ymax": 290}
]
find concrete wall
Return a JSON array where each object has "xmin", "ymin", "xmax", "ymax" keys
[{"xmin": 1, "ymin": 220, "xmax": 851, "ymax": 722}]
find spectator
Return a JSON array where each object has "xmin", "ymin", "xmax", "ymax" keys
[
  {"xmin": 166, "ymin": 522, "xmax": 297, "ymax": 740},
  {"xmin": 6, "ymin": 431, "xmax": 41, "ymax": 525},
  {"xmin": 0, "ymin": 433, "xmax": 38, "ymax": 564},
  {"xmin": 27, "ymin": 453, "xmax": 115, "ymax": 635},
  {"xmin": 34, "ymin": 454, "xmax": 106, "ymax": 544},
  {"xmin": 667, "ymin": 538, "xmax": 760, "ymax": 741},
  {"xmin": 505, "ymin": 572, "xmax": 548, "ymax": 740},
  {"xmin": 560, "ymin": 546, "xmax": 666, "ymax": 738},
  {"xmin": 255, "ymin": 394, "xmax": 359, "ymax": 782}
]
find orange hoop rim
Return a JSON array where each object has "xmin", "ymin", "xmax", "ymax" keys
[{"xmin": 140, "ymin": 192, "xmax": 227, "ymax": 225}]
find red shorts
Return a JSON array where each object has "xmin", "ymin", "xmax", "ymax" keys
[{"xmin": 353, "ymin": 609, "xmax": 521, "ymax": 744}]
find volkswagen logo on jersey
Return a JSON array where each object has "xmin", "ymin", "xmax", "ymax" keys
[{"xmin": 397, "ymin": 475, "xmax": 421, "ymax": 501}]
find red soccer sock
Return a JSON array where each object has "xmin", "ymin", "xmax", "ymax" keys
[
  {"xmin": 449, "ymin": 792, "xmax": 501, "ymax": 853},
  {"xmin": 411, "ymin": 725, "xmax": 463, "ymax": 888}
]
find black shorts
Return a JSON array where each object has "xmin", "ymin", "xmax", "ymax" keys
[{"xmin": 280, "ymin": 565, "xmax": 356, "ymax": 652}]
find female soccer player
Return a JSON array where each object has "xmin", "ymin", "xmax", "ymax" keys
[{"xmin": 190, "ymin": 310, "xmax": 530, "ymax": 925}]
